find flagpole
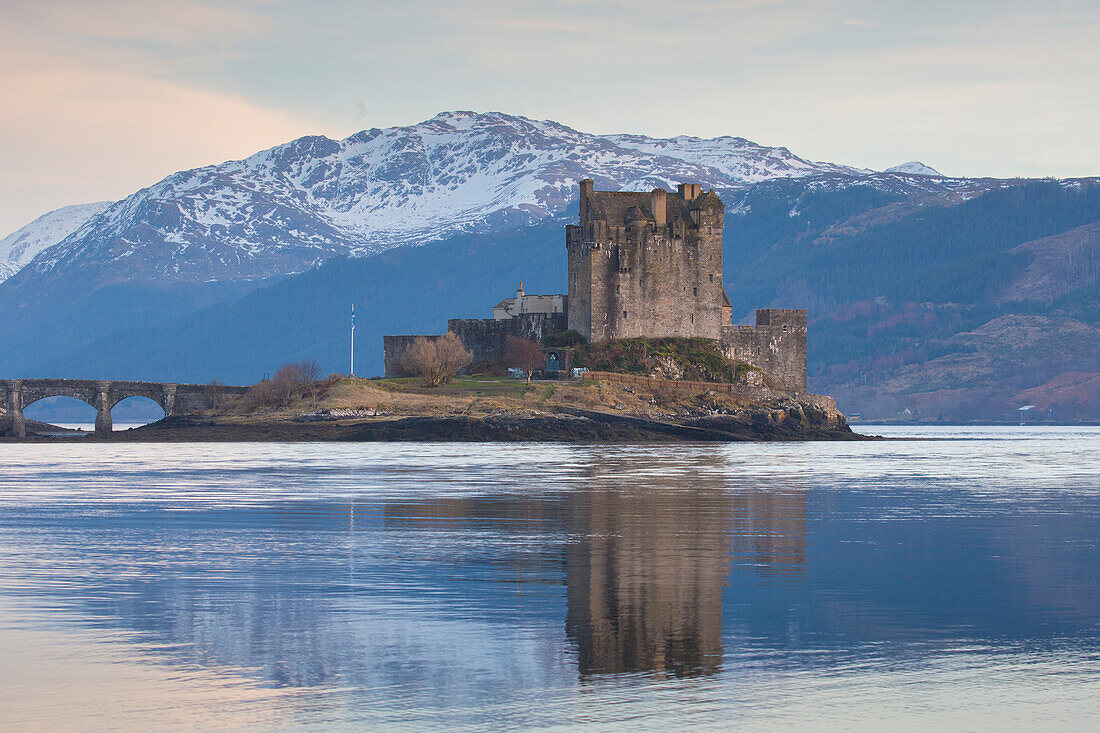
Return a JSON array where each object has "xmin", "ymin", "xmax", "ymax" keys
[{"xmin": 350, "ymin": 304, "xmax": 356, "ymax": 377}]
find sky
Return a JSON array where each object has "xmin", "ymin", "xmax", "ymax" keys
[{"xmin": 1, "ymin": 0, "xmax": 1098, "ymax": 234}]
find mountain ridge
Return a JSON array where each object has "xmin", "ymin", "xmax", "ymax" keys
[{"xmin": 0, "ymin": 111, "xmax": 974, "ymax": 297}]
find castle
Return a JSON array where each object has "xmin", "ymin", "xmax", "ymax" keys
[{"xmin": 384, "ymin": 180, "xmax": 807, "ymax": 393}]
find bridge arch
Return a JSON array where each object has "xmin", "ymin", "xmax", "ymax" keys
[
  {"xmin": 109, "ymin": 395, "xmax": 167, "ymax": 427},
  {"xmin": 22, "ymin": 395, "xmax": 98, "ymax": 428},
  {"xmin": 3, "ymin": 379, "xmax": 247, "ymax": 438}
]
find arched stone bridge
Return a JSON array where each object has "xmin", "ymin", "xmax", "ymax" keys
[{"xmin": 1, "ymin": 379, "xmax": 249, "ymax": 437}]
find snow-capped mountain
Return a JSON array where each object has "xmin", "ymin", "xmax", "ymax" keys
[
  {"xmin": 0, "ymin": 202, "xmax": 110, "ymax": 282},
  {"xmin": 4, "ymin": 111, "xmax": 993, "ymax": 311},
  {"xmin": 885, "ymin": 161, "xmax": 942, "ymax": 176},
  {"xmin": 5, "ymin": 112, "xmax": 915, "ymax": 292}
]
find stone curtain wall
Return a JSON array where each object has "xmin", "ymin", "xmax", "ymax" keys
[
  {"xmin": 448, "ymin": 313, "xmax": 565, "ymax": 367},
  {"xmin": 383, "ymin": 313, "xmax": 566, "ymax": 376},
  {"xmin": 720, "ymin": 310, "xmax": 808, "ymax": 393}
]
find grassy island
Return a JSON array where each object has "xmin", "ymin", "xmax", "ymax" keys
[{"xmin": 63, "ymin": 372, "xmax": 864, "ymax": 443}]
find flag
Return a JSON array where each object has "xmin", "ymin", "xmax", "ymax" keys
[{"xmin": 351, "ymin": 304, "xmax": 355, "ymax": 328}]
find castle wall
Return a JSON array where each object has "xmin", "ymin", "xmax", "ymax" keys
[
  {"xmin": 720, "ymin": 309, "xmax": 808, "ymax": 393},
  {"xmin": 566, "ymin": 225, "xmax": 593, "ymax": 338},
  {"xmin": 384, "ymin": 314, "xmax": 566, "ymax": 377},
  {"xmin": 449, "ymin": 313, "xmax": 566, "ymax": 365}
]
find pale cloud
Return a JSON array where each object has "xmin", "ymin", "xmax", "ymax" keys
[{"xmin": 6, "ymin": 0, "xmax": 271, "ymax": 46}]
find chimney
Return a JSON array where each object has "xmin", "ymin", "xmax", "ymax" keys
[
  {"xmin": 579, "ymin": 179, "xmax": 594, "ymax": 224},
  {"xmin": 517, "ymin": 281, "xmax": 525, "ymax": 299},
  {"xmin": 651, "ymin": 188, "xmax": 666, "ymax": 226},
  {"xmin": 677, "ymin": 183, "xmax": 702, "ymax": 201}
]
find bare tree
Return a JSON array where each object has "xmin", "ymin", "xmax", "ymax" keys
[
  {"xmin": 262, "ymin": 359, "xmax": 324, "ymax": 406},
  {"xmin": 435, "ymin": 333, "xmax": 473, "ymax": 383},
  {"xmin": 270, "ymin": 364, "xmax": 302, "ymax": 406},
  {"xmin": 504, "ymin": 335, "xmax": 544, "ymax": 384},
  {"xmin": 298, "ymin": 359, "xmax": 322, "ymax": 407},
  {"xmin": 398, "ymin": 332, "xmax": 472, "ymax": 387},
  {"xmin": 298, "ymin": 359, "xmax": 321, "ymax": 384}
]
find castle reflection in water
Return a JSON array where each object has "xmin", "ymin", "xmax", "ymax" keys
[{"xmin": 383, "ymin": 452, "xmax": 807, "ymax": 679}]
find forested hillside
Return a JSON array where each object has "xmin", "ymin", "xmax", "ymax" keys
[{"xmin": 723, "ymin": 179, "xmax": 1100, "ymax": 421}]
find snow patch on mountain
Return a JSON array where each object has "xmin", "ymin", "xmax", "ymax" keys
[
  {"xmin": 885, "ymin": 161, "xmax": 942, "ymax": 176},
  {"xmin": 602, "ymin": 133, "xmax": 869, "ymax": 182},
  {"xmin": 0, "ymin": 201, "xmax": 110, "ymax": 282}
]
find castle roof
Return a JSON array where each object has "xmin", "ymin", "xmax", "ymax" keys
[
  {"xmin": 585, "ymin": 189, "xmax": 720, "ymax": 224},
  {"xmin": 689, "ymin": 190, "xmax": 723, "ymax": 210}
]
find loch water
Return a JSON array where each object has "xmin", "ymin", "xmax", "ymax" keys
[{"xmin": 1, "ymin": 426, "xmax": 1098, "ymax": 731}]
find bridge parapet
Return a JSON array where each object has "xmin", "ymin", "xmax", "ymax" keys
[{"xmin": 1, "ymin": 378, "xmax": 249, "ymax": 437}]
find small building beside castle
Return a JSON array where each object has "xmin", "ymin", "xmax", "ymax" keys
[
  {"xmin": 492, "ymin": 283, "xmax": 565, "ymax": 321},
  {"xmin": 383, "ymin": 180, "xmax": 808, "ymax": 393}
]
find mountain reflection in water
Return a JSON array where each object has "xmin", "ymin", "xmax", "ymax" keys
[{"xmin": 1, "ymin": 428, "xmax": 1098, "ymax": 729}]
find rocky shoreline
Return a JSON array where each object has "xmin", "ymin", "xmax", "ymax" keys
[{"xmin": 5, "ymin": 397, "xmax": 870, "ymax": 443}]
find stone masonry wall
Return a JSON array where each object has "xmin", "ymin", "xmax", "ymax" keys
[
  {"xmin": 449, "ymin": 313, "xmax": 566, "ymax": 366},
  {"xmin": 720, "ymin": 309, "xmax": 808, "ymax": 393},
  {"xmin": 384, "ymin": 313, "xmax": 566, "ymax": 377}
]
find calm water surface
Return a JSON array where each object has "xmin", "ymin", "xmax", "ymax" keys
[{"xmin": 1, "ymin": 426, "xmax": 1098, "ymax": 731}]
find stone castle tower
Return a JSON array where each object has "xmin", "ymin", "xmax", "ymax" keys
[
  {"xmin": 566, "ymin": 180, "xmax": 732, "ymax": 342},
  {"xmin": 565, "ymin": 180, "xmax": 808, "ymax": 392}
]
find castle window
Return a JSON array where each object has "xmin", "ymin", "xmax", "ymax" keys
[
  {"xmin": 709, "ymin": 274, "xmax": 714, "ymax": 282},
  {"xmin": 783, "ymin": 325, "xmax": 788, "ymax": 332},
  {"xmin": 616, "ymin": 284, "xmax": 620, "ymax": 294},
  {"xmin": 622, "ymin": 310, "xmax": 627, "ymax": 319},
  {"xmin": 691, "ymin": 313, "xmax": 694, "ymax": 323},
  {"xmin": 693, "ymin": 287, "xmax": 698, "ymax": 296}
]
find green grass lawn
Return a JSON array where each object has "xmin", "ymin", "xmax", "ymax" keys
[{"xmin": 368, "ymin": 375, "xmax": 533, "ymax": 397}]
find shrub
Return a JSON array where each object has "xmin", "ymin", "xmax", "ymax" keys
[
  {"xmin": 398, "ymin": 333, "xmax": 473, "ymax": 387},
  {"xmin": 572, "ymin": 337, "xmax": 749, "ymax": 383},
  {"xmin": 543, "ymin": 330, "xmax": 586, "ymax": 347},
  {"xmin": 242, "ymin": 359, "xmax": 322, "ymax": 409}
]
